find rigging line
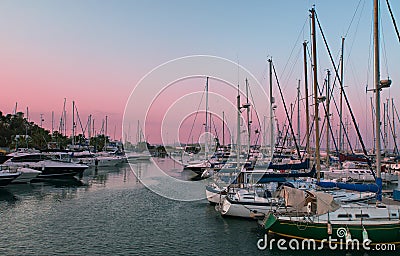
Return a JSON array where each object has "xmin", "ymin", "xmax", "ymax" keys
[
  {"xmin": 315, "ymin": 11, "xmax": 375, "ymax": 179},
  {"xmin": 317, "ymin": 73, "xmax": 343, "ymax": 154},
  {"xmin": 211, "ymin": 114, "xmax": 218, "ymax": 139},
  {"xmin": 366, "ymin": 6, "xmax": 374, "ymax": 90},
  {"xmin": 247, "ymin": 81, "xmax": 262, "ymax": 144},
  {"xmin": 74, "ymin": 104, "xmax": 85, "ymax": 137},
  {"xmin": 345, "ymin": 0, "xmax": 367, "ymax": 77},
  {"xmin": 380, "ymin": 17, "xmax": 390, "ymax": 78},
  {"xmin": 186, "ymin": 82, "xmax": 206, "ymax": 145},
  {"xmin": 370, "ymin": 99, "xmax": 386, "ymax": 152},
  {"xmin": 281, "ymin": 17, "xmax": 309, "ymax": 83},
  {"xmin": 272, "ymin": 61, "xmax": 301, "ymax": 159},
  {"xmin": 317, "ymin": 52, "xmax": 356, "ymax": 153},
  {"xmin": 344, "ymin": 0, "xmax": 364, "ymax": 37},
  {"xmin": 309, "ymin": 44, "xmax": 348, "ymax": 154},
  {"xmin": 386, "ymin": 103, "xmax": 398, "ymax": 154},
  {"xmin": 385, "ymin": 0, "xmax": 400, "ymax": 43},
  {"xmin": 282, "ymin": 47, "xmax": 302, "ymax": 92}
]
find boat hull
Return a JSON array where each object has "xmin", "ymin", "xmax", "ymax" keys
[
  {"xmin": 265, "ymin": 215, "xmax": 400, "ymax": 245},
  {"xmin": 11, "ymin": 168, "xmax": 42, "ymax": 183},
  {"xmin": 0, "ymin": 172, "xmax": 20, "ymax": 186},
  {"xmin": 220, "ymin": 196, "xmax": 276, "ymax": 218},
  {"xmin": 205, "ymin": 185, "xmax": 226, "ymax": 204}
]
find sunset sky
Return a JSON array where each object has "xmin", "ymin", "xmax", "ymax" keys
[{"xmin": 1, "ymin": 0, "xmax": 399, "ymax": 149}]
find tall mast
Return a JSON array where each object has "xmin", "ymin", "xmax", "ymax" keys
[
  {"xmin": 297, "ymin": 79, "xmax": 301, "ymax": 147},
  {"xmin": 268, "ymin": 59, "xmax": 274, "ymax": 159},
  {"xmin": 339, "ymin": 37, "xmax": 345, "ymax": 155},
  {"xmin": 205, "ymin": 77, "xmax": 209, "ymax": 160},
  {"xmin": 311, "ymin": 7, "xmax": 321, "ymax": 180},
  {"xmin": 88, "ymin": 115, "xmax": 92, "ymax": 141},
  {"xmin": 374, "ymin": 0, "xmax": 382, "ymax": 201},
  {"xmin": 222, "ymin": 111, "xmax": 225, "ymax": 146},
  {"xmin": 63, "ymin": 98, "xmax": 67, "ymax": 136},
  {"xmin": 326, "ymin": 69, "xmax": 331, "ymax": 167},
  {"xmin": 51, "ymin": 111, "xmax": 54, "ymax": 135},
  {"xmin": 236, "ymin": 83, "xmax": 241, "ymax": 170},
  {"xmin": 383, "ymin": 101, "xmax": 387, "ymax": 153},
  {"xmin": 303, "ymin": 41, "xmax": 310, "ymax": 157},
  {"xmin": 105, "ymin": 115, "xmax": 108, "ymax": 150},
  {"xmin": 72, "ymin": 101, "xmax": 75, "ymax": 146},
  {"xmin": 392, "ymin": 99, "xmax": 398, "ymax": 154},
  {"xmin": 245, "ymin": 78, "xmax": 251, "ymax": 153}
]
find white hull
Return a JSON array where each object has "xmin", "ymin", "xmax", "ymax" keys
[
  {"xmin": 205, "ymin": 185, "xmax": 226, "ymax": 204},
  {"xmin": 12, "ymin": 168, "xmax": 41, "ymax": 183},
  {"xmin": 219, "ymin": 197, "xmax": 275, "ymax": 218},
  {"xmin": 96, "ymin": 156, "xmax": 125, "ymax": 167},
  {"xmin": 73, "ymin": 156, "xmax": 125, "ymax": 167}
]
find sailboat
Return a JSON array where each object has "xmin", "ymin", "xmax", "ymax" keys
[
  {"xmin": 261, "ymin": 3, "xmax": 400, "ymax": 245},
  {"xmin": 262, "ymin": 186, "xmax": 400, "ymax": 245}
]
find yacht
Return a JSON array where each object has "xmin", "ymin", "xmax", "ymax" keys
[
  {"xmin": 0, "ymin": 168, "xmax": 21, "ymax": 186},
  {"xmin": 4, "ymin": 152, "xmax": 88, "ymax": 179},
  {"xmin": 0, "ymin": 165, "xmax": 42, "ymax": 184}
]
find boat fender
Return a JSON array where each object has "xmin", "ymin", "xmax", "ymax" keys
[
  {"xmin": 307, "ymin": 202, "xmax": 312, "ymax": 214},
  {"xmin": 346, "ymin": 228, "xmax": 352, "ymax": 242},
  {"xmin": 362, "ymin": 227, "xmax": 368, "ymax": 242},
  {"xmin": 327, "ymin": 222, "xmax": 332, "ymax": 235}
]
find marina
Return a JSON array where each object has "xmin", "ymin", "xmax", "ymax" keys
[
  {"xmin": 1, "ymin": 0, "xmax": 400, "ymax": 254},
  {"xmin": 0, "ymin": 159, "xmax": 395, "ymax": 255}
]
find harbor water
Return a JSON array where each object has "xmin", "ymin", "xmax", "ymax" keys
[{"xmin": 0, "ymin": 159, "xmax": 393, "ymax": 255}]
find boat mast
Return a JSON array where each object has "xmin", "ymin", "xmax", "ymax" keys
[
  {"xmin": 268, "ymin": 59, "xmax": 274, "ymax": 160},
  {"xmin": 392, "ymin": 99, "xmax": 398, "ymax": 154},
  {"xmin": 311, "ymin": 7, "xmax": 321, "ymax": 180},
  {"xmin": 326, "ymin": 69, "xmax": 331, "ymax": 167},
  {"xmin": 205, "ymin": 77, "xmax": 209, "ymax": 160},
  {"xmin": 339, "ymin": 37, "xmax": 345, "ymax": 157},
  {"xmin": 105, "ymin": 115, "xmax": 108, "ymax": 150},
  {"xmin": 51, "ymin": 111, "xmax": 54, "ymax": 135},
  {"xmin": 374, "ymin": 0, "xmax": 382, "ymax": 201},
  {"xmin": 297, "ymin": 79, "xmax": 301, "ymax": 147},
  {"xmin": 72, "ymin": 100, "xmax": 75, "ymax": 147},
  {"xmin": 245, "ymin": 78, "xmax": 251, "ymax": 153},
  {"xmin": 236, "ymin": 83, "xmax": 241, "ymax": 170},
  {"xmin": 63, "ymin": 98, "xmax": 67, "ymax": 136},
  {"xmin": 303, "ymin": 41, "xmax": 310, "ymax": 157},
  {"xmin": 222, "ymin": 111, "xmax": 225, "ymax": 147}
]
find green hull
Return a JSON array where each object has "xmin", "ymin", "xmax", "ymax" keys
[{"xmin": 265, "ymin": 215, "xmax": 400, "ymax": 245}]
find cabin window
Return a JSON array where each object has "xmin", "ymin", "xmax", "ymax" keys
[
  {"xmin": 391, "ymin": 213, "xmax": 397, "ymax": 217},
  {"xmin": 337, "ymin": 214, "xmax": 352, "ymax": 218},
  {"xmin": 353, "ymin": 171, "xmax": 359, "ymax": 173},
  {"xmin": 355, "ymin": 214, "xmax": 370, "ymax": 218}
]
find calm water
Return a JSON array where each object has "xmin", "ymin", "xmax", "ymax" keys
[{"xmin": 0, "ymin": 159, "xmax": 393, "ymax": 256}]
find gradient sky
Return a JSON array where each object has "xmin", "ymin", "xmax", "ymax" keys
[{"xmin": 0, "ymin": 0, "xmax": 399, "ymax": 148}]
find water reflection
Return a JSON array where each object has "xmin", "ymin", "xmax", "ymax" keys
[{"xmin": 0, "ymin": 188, "xmax": 19, "ymax": 205}]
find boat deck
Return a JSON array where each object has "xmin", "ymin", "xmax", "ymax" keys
[{"xmin": 382, "ymin": 197, "xmax": 400, "ymax": 205}]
